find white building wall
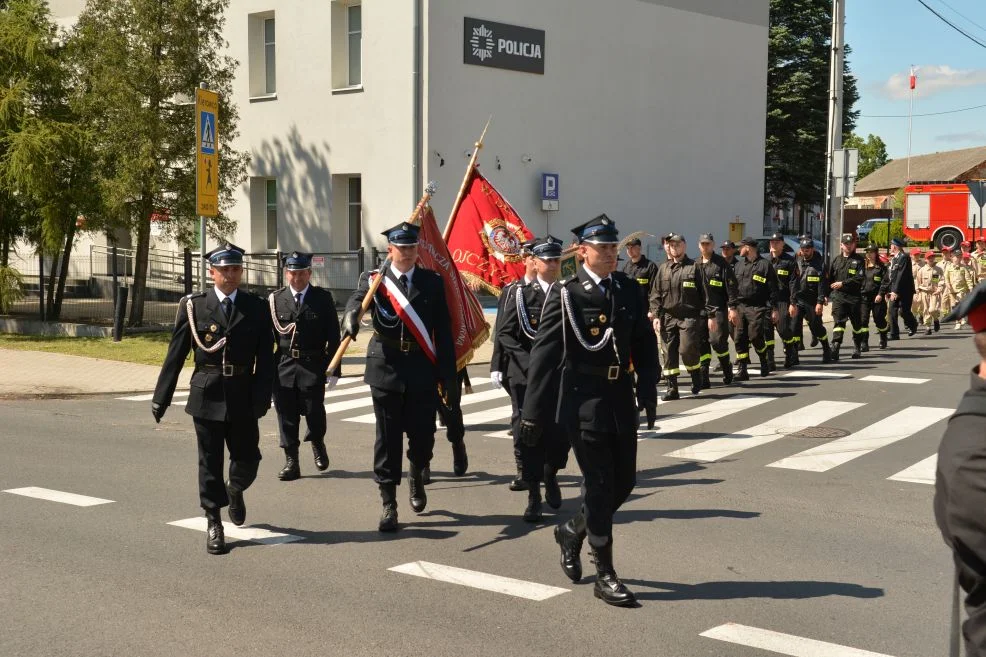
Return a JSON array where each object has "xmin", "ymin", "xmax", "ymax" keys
[{"xmin": 425, "ymin": 0, "xmax": 768, "ymax": 245}]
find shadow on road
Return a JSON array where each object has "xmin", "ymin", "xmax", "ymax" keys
[
  {"xmin": 623, "ymin": 578, "xmax": 884, "ymax": 601},
  {"xmin": 235, "ymin": 523, "xmax": 459, "ymax": 548}
]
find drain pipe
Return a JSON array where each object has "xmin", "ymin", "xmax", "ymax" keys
[{"xmin": 412, "ymin": 0, "xmax": 423, "ymax": 204}]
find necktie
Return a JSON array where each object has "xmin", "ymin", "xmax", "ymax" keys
[
  {"xmin": 222, "ymin": 297, "xmax": 232, "ymax": 318},
  {"xmin": 399, "ymin": 274, "xmax": 409, "ymax": 295},
  {"xmin": 598, "ymin": 278, "xmax": 611, "ymax": 299},
  {"xmin": 295, "ymin": 292, "xmax": 303, "ymax": 309}
]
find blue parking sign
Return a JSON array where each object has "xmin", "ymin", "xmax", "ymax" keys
[{"xmin": 541, "ymin": 173, "xmax": 558, "ymax": 201}]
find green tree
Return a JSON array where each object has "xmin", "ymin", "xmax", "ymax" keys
[
  {"xmin": 71, "ymin": 0, "xmax": 249, "ymax": 326},
  {"xmin": 844, "ymin": 133, "xmax": 890, "ymax": 180},
  {"xmin": 0, "ymin": 0, "xmax": 100, "ymax": 319},
  {"xmin": 766, "ymin": 0, "xmax": 859, "ymax": 225}
]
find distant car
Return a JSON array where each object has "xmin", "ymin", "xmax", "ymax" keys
[{"xmin": 855, "ymin": 218, "xmax": 889, "ymax": 242}]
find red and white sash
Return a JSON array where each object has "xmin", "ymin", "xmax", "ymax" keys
[{"xmin": 372, "ymin": 272, "xmax": 437, "ymax": 364}]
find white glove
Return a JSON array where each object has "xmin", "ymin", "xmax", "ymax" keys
[
  {"xmin": 327, "ymin": 376, "xmax": 339, "ymax": 390},
  {"xmin": 490, "ymin": 371, "xmax": 503, "ymax": 389}
]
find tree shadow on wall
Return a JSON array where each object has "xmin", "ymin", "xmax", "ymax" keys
[{"xmin": 251, "ymin": 125, "xmax": 341, "ymax": 248}]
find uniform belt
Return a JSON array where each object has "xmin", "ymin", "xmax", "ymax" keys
[
  {"xmin": 196, "ymin": 363, "xmax": 251, "ymax": 377},
  {"xmin": 283, "ymin": 348, "xmax": 326, "ymax": 359},
  {"xmin": 373, "ymin": 332, "xmax": 422, "ymax": 353},
  {"xmin": 573, "ymin": 362, "xmax": 628, "ymax": 381}
]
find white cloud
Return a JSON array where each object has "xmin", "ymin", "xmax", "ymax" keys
[
  {"xmin": 936, "ymin": 131, "xmax": 986, "ymax": 143},
  {"xmin": 879, "ymin": 65, "xmax": 986, "ymax": 100}
]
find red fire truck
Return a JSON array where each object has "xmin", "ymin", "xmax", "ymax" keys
[{"xmin": 903, "ymin": 182, "xmax": 986, "ymax": 250}]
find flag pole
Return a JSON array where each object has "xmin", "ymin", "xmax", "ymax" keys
[
  {"xmin": 442, "ymin": 115, "xmax": 492, "ymax": 241},
  {"xmin": 326, "ymin": 181, "xmax": 438, "ymax": 375},
  {"xmin": 907, "ymin": 65, "xmax": 915, "ymax": 183}
]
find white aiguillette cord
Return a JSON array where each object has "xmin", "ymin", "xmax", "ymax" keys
[
  {"xmin": 269, "ymin": 291, "xmax": 298, "ymax": 352},
  {"xmin": 185, "ymin": 296, "xmax": 226, "ymax": 354}
]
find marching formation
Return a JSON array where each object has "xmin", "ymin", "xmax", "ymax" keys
[{"xmin": 148, "ymin": 219, "xmax": 983, "ymax": 607}]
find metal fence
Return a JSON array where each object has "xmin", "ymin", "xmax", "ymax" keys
[{"xmin": 3, "ymin": 245, "xmax": 370, "ymax": 326}]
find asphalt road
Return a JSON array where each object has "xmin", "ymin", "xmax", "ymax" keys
[{"xmin": 0, "ymin": 329, "xmax": 974, "ymax": 657}]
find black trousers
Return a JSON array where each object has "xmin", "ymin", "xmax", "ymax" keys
[
  {"xmin": 505, "ymin": 378, "xmax": 522, "ymax": 464},
  {"xmin": 370, "ymin": 384, "xmax": 437, "ymax": 486},
  {"xmin": 698, "ymin": 309, "xmax": 730, "ymax": 362},
  {"xmin": 831, "ymin": 295, "xmax": 864, "ymax": 345},
  {"xmin": 733, "ymin": 304, "xmax": 769, "ymax": 363},
  {"xmin": 436, "ymin": 369, "xmax": 466, "ymax": 443},
  {"xmin": 193, "ymin": 415, "xmax": 261, "ymax": 512},
  {"xmin": 795, "ymin": 300, "xmax": 828, "ymax": 344},
  {"xmin": 860, "ymin": 295, "xmax": 889, "ymax": 337},
  {"xmin": 660, "ymin": 315, "xmax": 702, "ymax": 377},
  {"xmin": 273, "ymin": 383, "xmax": 326, "ymax": 449},
  {"xmin": 569, "ymin": 429, "xmax": 637, "ymax": 547},
  {"xmin": 888, "ymin": 292, "xmax": 917, "ymax": 338},
  {"xmin": 511, "ymin": 380, "xmax": 570, "ymax": 481},
  {"xmin": 768, "ymin": 301, "xmax": 799, "ymax": 348}
]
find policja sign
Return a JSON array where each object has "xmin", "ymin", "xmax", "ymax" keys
[
  {"xmin": 195, "ymin": 87, "xmax": 219, "ymax": 217},
  {"xmin": 464, "ymin": 17, "xmax": 545, "ymax": 75}
]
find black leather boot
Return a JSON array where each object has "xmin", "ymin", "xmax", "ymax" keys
[
  {"xmin": 408, "ymin": 463, "xmax": 428, "ymax": 513},
  {"xmin": 644, "ymin": 404, "xmax": 657, "ymax": 430},
  {"xmin": 422, "ymin": 466, "xmax": 431, "ymax": 486},
  {"xmin": 700, "ymin": 363, "xmax": 711, "ymax": 389},
  {"xmin": 590, "ymin": 541, "xmax": 636, "ymax": 607},
  {"xmin": 720, "ymin": 357, "xmax": 733, "ymax": 384},
  {"xmin": 278, "ymin": 447, "xmax": 300, "ymax": 481},
  {"xmin": 451, "ymin": 440, "xmax": 468, "ymax": 476},
  {"xmin": 821, "ymin": 340, "xmax": 833, "ymax": 364},
  {"xmin": 831, "ymin": 341, "xmax": 841, "ymax": 362},
  {"xmin": 311, "ymin": 441, "xmax": 329, "ymax": 471},
  {"xmin": 523, "ymin": 484, "xmax": 543, "ymax": 523},
  {"xmin": 934, "ymin": 318, "xmax": 940, "ymax": 332},
  {"xmin": 689, "ymin": 369, "xmax": 702, "ymax": 395},
  {"xmin": 758, "ymin": 353, "xmax": 769, "ymax": 377},
  {"xmin": 226, "ymin": 481, "xmax": 246, "ymax": 527},
  {"xmin": 861, "ymin": 337, "xmax": 870, "ymax": 353},
  {"xmin": 378, "ymin": 484, "xmax": 398, "ymax": 532},
  {"xmin": 509, "ymin": 455, "xmax": 529, "ymax": 491},
  {"xmin": 765, "ymin": 347, "xmax": 776, "ymax": 373},
  {"xmin": 735, "ymin": 361, "xmax": 749, "ymax": 381},
  {"xmin": 810, "ymin": 334, "xmax": 819, "ymax": 347},
  {"xmin": 543, "ymin": 465, "xmax": 562, "ymax": 509},
  {"xmin": 790, "ymin": 343, "xmax": 800, "ymax": 366},
  {"xmin": 662, "ymin": 376, "xmax": 680, "ymax": 401},
  {"xmin": 554, "ymin": 514, "xmax": 586, "ymax": 583},
  {"xmin": 206, "ymin": 511, "xmax": 227, "ymax": 555},
  {"xmin": 851, "ymin": 338, "xmax": 862, "ymax": 359},
  {"xmin": 879, "ymin": 332, "xmax": 888, "ymax": 349}
]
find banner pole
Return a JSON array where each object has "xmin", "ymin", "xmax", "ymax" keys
[
  {"xmin": 443, "ymin": 116, "xmax": 492, "ymax": 241},
  {"xmin": 326, "ymin": 182, "xmax": 437, "ymax": 375}
]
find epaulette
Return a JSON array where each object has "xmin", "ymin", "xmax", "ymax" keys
[{"xmin": 558, "ymin": 276, "xmax": 578, "ymax": 286}]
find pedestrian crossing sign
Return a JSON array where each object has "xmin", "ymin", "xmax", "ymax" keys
[{"xmin": 195, "ymin": 87, "xmax": 219, "ymax": 217}]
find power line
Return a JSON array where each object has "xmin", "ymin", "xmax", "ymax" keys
[
  {"xmin": 915, "ymin": 0, "xmax": 986, "ymax": 50},
  {"xmin": 861, "ymin": 102, "xmax": 986, "ymax": 118},
  {"xmin": 933, "ymin": 0, "xmax": 986, "ymax": 37}
]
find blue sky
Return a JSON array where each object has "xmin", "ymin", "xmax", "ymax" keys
[{"xmin": 848, "ymin": 0, "xmax": 986, "ymax": 159}]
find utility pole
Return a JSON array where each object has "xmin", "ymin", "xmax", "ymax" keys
[{"xmin": 822, "ymin": 0, "xmax": 846, "ymax": 261}]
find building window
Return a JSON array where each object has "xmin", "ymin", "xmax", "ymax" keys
[
  {"xmin": 264, "ymin": 18, "xmax": 276, "ymax": 93},
  {"xmin": 348, "ymin": 176, "xmax": 362, "ymax": 251},
  {"xmin": 248, "ymin": 12, "xmax": 276, "ymax": 98},
  {"xmin": 347, "ymin": 5, "xmax": 361, "ymax": 86},
  {"xmin": 266, "ymin": 179, "xmax": 277, "ymax": 250}
]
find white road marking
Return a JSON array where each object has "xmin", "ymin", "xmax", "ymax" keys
[
  {"xmin": 888, "ymin": 454, "xmax": 937, "ymax": 485},
  {"xmin": 485, "ymin": 429, "xmax": 513, "ymax": 439},
  {"xmin": 3, "ymin": 487, "xmax": 114, "ymax": 507},
  {"xmin": 389, "ymin": 561, "xmax": 569, "ymax": 601},
  {"xmin": 637, "ymin": 395, "xmax": 774, "ymax": 441},
  {"xmin": 700, "ymin": 623, "xmax": 896, "ymax": 656},
  {"xmin": 767, "ymin": 406, "xmax": 954, "ymax": 472},
  {"xmin": 118, "ymin": 391, "xmax": 188, "ymax": 401},
  {"xmin": 167, "ymin": 517, "xmax": 302, "ymax": 545},
  {"xmin": 859, "ymin": 375, "xmax": 929, "ymax": 385},
  {"xmin": 665, "ymin": 400, "xmax": 864, "ymax": 462},
  {"xmin": 344, "ymin": 387, "xmax": 508, "ymax": 424},
  {"xmin": 780, "ymin": 370, "xmax": 852, "ymax": 379}
]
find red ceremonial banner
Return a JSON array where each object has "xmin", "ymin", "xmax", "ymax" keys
[
  {"xmin": 446, "ymin": 168, "xmax": 534, "ymax": 295},
  {"xmin": 416, "ymin": 205, "xmax": 490, "ymax": 369}
]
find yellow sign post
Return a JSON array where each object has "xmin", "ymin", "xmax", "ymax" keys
[{"xmin": 195, "ymin": 88, "xmax": 219, "ymax": 217}]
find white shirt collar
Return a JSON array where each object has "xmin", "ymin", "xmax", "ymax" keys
[
  {"xmin": 289, "ymin": 284, "xmax": 310, "ymax": 301},
  {"xmin": 582, "ymin": 264, "xmax": 611, "ymax": 286},
  {"xmin": 392, "ymin": 264, "xmax": 415, "ymax": 283},
  {"xmin": 536, "ymin": 276, "xmax": 551, "ymax": 293},
  {"xmin": 214, "ymin": 288, "xmax": 237, "ymax": 304}
]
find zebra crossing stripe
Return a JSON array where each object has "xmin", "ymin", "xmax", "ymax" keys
[
  {"xmin": 344, "ymin": 385, "xmax": 508, "ymax": 424},
  {"xmin": 117, "ymin": 378, "xmax": 364, "ymax": 402},
  {"xmin": 118, "ymin": 391, "xmax": 188, "ymax": 401},
  {"xmin": 485, "ymin": 429, "xmax": 513, "ymax": 439},
  {"xmin": 2, "ymin": 487, "xmax": 115, "ymax": 507},
  {"xmin": 389, "ymin": 561, "xmax": 569, "ymax": 601},
  {"xmin": 637, "ymin": 395, "xmax": 774, "ymax": 441},
  {"xmin": 780, "ymin": 370, "xmax": 852, "ymax": 379},
  {"xmin": 664, "ymin": 400, "xmax": 864, "ymax": 462},
  {"xmin": 167, "ymin": 517, "xmax": 302, "ymax": 545},
  {"xmin": 859, "ymin": 375, "xmax": 929, "ymax": 385},
  {"xmin": 767, "ymin": 406, "xmax": 953, "ymax": 472},
  {"xmin": 700, "ymin": 623, "xmax": 895, "ymax": 656},
  {"xmin": 887, "ymin": 454, "xmax": 937, "ymax": 485}
]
